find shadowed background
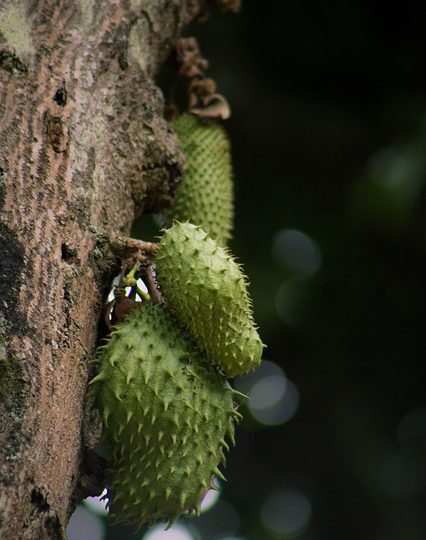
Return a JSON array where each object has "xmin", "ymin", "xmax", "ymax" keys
[{"xmin": 68, "ymin": 2, "xmax": 426, "ymax": 539}]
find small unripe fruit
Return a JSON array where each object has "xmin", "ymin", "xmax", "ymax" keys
[
  {"xmin": 155, "ymin": 221, "xmax": 264, "ymax": 377},
  {"xmin": 89, "ymin": 303, "xmax": 239, "ymax": 528},
  {"xmin": 164, "ymin": 113, "xmax": 234, "ymax": 245}
]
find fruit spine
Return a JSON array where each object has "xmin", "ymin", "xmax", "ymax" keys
[
  {"xmin": 155, "ymin": 221, "xmax": 264, "ymax": 377},
  {"xmin": 89, "ymin": 303, "xmax": 240, "ymax": 528},
  {"xmin": 164, "ymin": 113, "xmax": 234, "ymax": 245}
]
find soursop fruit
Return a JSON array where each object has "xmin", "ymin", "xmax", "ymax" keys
[
  {"xmin": 154, "ymin": 221, "xmax": 264, "ymax": 377},
  {"xmin": 164, "ymin": 113, "xmax": 234, "ymax": 245},
  {"xmin": 89, "ymin": 302, "xmax": 240, "ymax": 528}
]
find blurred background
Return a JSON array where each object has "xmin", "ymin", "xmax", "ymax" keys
[{"xmin": 68, "ymin": 1, "xmax": 426, "ymax": 539}]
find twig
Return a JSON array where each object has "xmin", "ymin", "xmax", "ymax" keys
[{"xmin": 144, "ymin": 264, "xmax": 163, "ymax": 303}]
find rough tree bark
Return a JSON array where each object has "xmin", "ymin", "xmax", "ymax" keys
[{"xmin": 0, "ymin": 1, "xmax": 204, "ymax": 537}]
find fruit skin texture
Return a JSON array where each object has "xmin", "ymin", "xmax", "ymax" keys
[
  {"xmin": 89, "ymin": 303, "xmax": 238, "ymax": 528},
  {"xmin": 155, "ymin": 221, "xmax": 264, "ymax": 377},
  {"xmin": 164, "ymin": 113, "xmax": 234, "ymax": 245}
]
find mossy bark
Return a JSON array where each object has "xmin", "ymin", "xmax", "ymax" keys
[{"xmin": 0, "ymin": 1, "xmax": 202, "ymax": 537}]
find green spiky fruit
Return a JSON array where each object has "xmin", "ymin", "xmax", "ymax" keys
[
  {"xmin": 154, "ymin": 221, "xmax": 264, "ymax": 377},
  {"xmin": 89, "ymin": 302, "xmax": 239, "ymax": 528},
  {"xmin": 164, "ymin": 113, "xmax": 234, "ymax": 245}
]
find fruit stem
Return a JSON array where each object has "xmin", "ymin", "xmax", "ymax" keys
[{"xmin": 123, "ymin": 264, "xmax": 151, "ymax": 302}]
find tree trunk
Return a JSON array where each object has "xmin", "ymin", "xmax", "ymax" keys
[{"xmin": 0, "ymin": 1, "xmax": 202, "ymax": 537}]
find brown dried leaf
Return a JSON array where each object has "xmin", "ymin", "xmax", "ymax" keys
[{"xmin": 190, "ymin": 93, "xmax": 231, "ymax": 120}]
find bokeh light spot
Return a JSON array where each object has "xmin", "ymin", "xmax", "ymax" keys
[
  {"xmin": 235, "ymin": 360, "xmax": 285, "ymax": 394},
  {"xmin": 250, "ymin": 375, "xmax": 287, "ymax": 410},
  {"xmin": 249, "ymin": 379, "xmax": 299, "ymax": 426},
  {"xmin": 142, "ymin": 523, "xmax": 195, "ymax": 540},
  {"xmin": 66, "ymin": 505, "xmax": 105, "ymax": 540},
  {"xmin": 272, "ymin": 229, "xmax": 321, "ymax": 278},
  {"xmin": 200, "ymin": 480, "xmax": 221, "ymax": 513},
  {"xmin": 83, "ymin": 488, "xmax": 109, "ymax": 516},
  {"xmin": 235, "ymin": 360, "xmax": 299, "ymax": 427},
  {"xmin": 369, "ymin": 147, "xmax": 424, "ymax": 204},
  {"xmin": 261, "ymin": 488, "xmax": 312, "ymax": 536}
]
